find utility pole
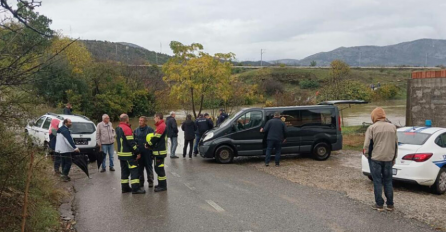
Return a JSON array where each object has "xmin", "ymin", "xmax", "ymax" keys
[{"xmin": 260, "ymin": 49, "xmax": 265, "ymax": 67}]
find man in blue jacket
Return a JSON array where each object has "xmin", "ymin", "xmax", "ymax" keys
[
  {"xmin": 260, "ymin": 112, "xmax": 287, "ymax": 167},
  {"xmin": 216, "ymin": 109, "xmax": 229, "ymax": 127},
  {"xmin": 134, "ymin": 116, "xmax": 155, "ymax": 188},
  {"xmin": 55, "ymin": 119, "xmax": 80, "ymax": 182},
  {"xmin": 193, "ymin": 114, "xmax": 213, "ymax": 156}
]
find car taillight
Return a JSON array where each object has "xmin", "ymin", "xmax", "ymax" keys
[
  {"xmin": 338, "ymin": 116, "xmax": 342, "ymax": 131},
  {"xmin": 402, "ymin": 153, "xmax": 433, "ymax": 162}
]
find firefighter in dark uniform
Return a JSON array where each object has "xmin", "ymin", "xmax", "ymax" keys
[
  {"xmin": 116, "ymin": 114, "xmax": 146, "ymax": 194},
  {"xmin": 146, "ymin": 113, "xmax": 168, "ymax": 192}
]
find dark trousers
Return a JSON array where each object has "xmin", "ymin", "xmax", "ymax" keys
[
  {"xmin": 154, "ymin": 156, "xmax": 167, "ymax": 188},
  {"xmin": 193, "ymin": 134, "xmax": 202, "ymax": 154},
  {"xmin": 265, "ymin": 140, "xmax": 282, "ymax": 165},
  {"xmin": 138, "ymin": 151, "xmax": 154, "ymax": 187},
  {"xmin": 60, "ymin": 152, "xmax": 72, "ymax": 176},
  {"xmin": 369, "ymin": 159, "xmax": 394, "ymax": 206},
  {"xmin": 53, "ymin": 151, "xmax": 61, "ymax": 172},
  {"xmin": 120, "ymin": 159, "xmax": 140, "ymax": 191},
  {"xmin": 183, "ymin": 139, "xmax": 193, "ymax": 158}
]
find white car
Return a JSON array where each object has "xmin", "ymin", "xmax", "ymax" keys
[
  {"xmin": 362, "ymin": 126, "xmax": 446, "ymax": 194},
  {"xmin": 26, "ymin": 113, "xmax": 99, "ymax": 161}
]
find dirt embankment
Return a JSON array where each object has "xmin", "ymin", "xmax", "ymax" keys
[{"xmin": 240, "ymin": 151, "xmax": 446, "ymax": 231}]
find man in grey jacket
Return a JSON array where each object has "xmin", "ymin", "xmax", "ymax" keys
[
  {"xmin": 55, "ymin": 119, "xmax": 80, "ymax": 182},
  {"xmin": 96, "ymin": 114, "xmax": 115, "ymax": 172},
  {"xmin": 363, "ymin": 107, "xmax": 398, "ymax": 212}
]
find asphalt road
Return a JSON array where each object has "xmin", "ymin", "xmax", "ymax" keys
[{"xmin": 73, "ymin": 139, "xmax": 435, "ymax": 232}]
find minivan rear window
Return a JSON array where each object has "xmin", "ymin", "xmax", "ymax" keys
[
  {"xmin": 70, "ymin": 122, "xmax": 96, "ymax": 134},
  {"xmin": 279, "ymin": 108, "xmax": 335, "ymax": 127},
  {"xmin": 397, "ymin": 132, "xmax": 431, "ymax": 145}
]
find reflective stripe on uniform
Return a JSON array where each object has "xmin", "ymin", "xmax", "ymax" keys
[
  {"xmin": 158, "ymin": 164, "xmax": 164, "ymax": 168},
  {"xmin": 127, "ymin": 161, "xmax": 137, "ymax": 169},
  {"xmin": 120, "ymin": 138, "xmax": 124, "ymax": 152},
  {"xmin": 131, "ymin": 179, "xmax": 140, "ymax": 184},
  {"xmin": 126, "ymin": 136, "xmax": 134, "ymax": 140},
  {"xmin": 133, "ymin": 145, "xmax": 138, "ymax": 150},
  {"xmin": 158, "ymin": 176, "xmax": 167, "ymax": 181},
  {"xmin": 118, "ymin": 152, "xmax": 132, "ymax": 157},
  {"xmin": 154, "ymin": 133, "xmax": 162, "ymax": 138},
  {"xmin": 121, "ymin": 179, "xmax": 129, "ymax": 183},
  {"xmin": 153, "ymin": 150, "xmax": 167, "ymax": 156}
]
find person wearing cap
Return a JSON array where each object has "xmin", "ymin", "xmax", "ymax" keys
[
  {"xmin": 363, "ymin": 107, "xmax": 398, "ymax": 212},
  {"xmin": 166, "ymin": 111, "xmax": 179, "ymax": 159},
  {"xmin": 193, "ymin": 114, "xmax": 213, "ymax": 156},
  {"xmin": 216, "ymin": 109, "xmax": 229, "ymax": 127}
]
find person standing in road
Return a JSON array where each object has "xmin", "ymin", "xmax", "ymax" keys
[
  {"xmin": 96, "ymin": 114, "xmax": 115, "ymax": 172},
  {"xmin": 193, "ymin": 114, "xmax": 213, "ymax": 156},
  {"xmin": 181, "ymin": 114, "xmax": 197, "ymax": 159},
  {"xmin": 204, "ymin": 113, "xmax": 214, "ymax": 130},
  {"xmin": 216, "ymin": 109, "xmax": 229, "ymax": 127},
  {"xmin": 55, "ymin": 119, "xmax": 80, "ymax": 182},
  {"xmin": 166, "ymin": 111, "xmax": 179, "ymax": 159},
  {"xmin": 363, "ymin": 107, "xmax": 398, "ymax": 212},
  {"xmin": 116, "ymin": 114, "xmax": 145, "ymax": 194},
  {"xmin": 146, "ymin": 113, "xmax": 168, "ymax": 192},
  {"xmin": 260, "ymin": 112, "xmax": 287, "ymax": 167},
  {"xmin": 134, "ymin": 116, "xmax": 155, "ymax": 188},
  {"xmin": 63, "ymin": 103, "xmax": 73, "ymax": 115}
]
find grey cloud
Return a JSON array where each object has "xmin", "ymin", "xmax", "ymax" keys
[{"xmin": 36, "ymin": 0, "xmax": 446, "ymax": 60}]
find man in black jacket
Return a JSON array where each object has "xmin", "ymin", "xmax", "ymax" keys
[
  {"xmin": 134, "ymin": 116, "xmax": 155, "ymax": 188},
  {"xmin": 260, "ymin": 112, "xmax": 287, "ymax": 167},
  {"xmin": 166, "ymin": 112, "xmax": 179, "ymax": 158},
  {"xmin": 193, "ymin": 114, "xmax": 213, "ymax": 156}
]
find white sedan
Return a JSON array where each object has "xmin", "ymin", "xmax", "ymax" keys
[{"xmin": 362, "ymin": 127, "xmax": 446, "ymax": 194}]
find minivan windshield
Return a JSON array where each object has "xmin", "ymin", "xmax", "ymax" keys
[
  {"xmin": 397, "ymin": 132, "xmax": 431, "ymax": 145},
  {"xmin": 219, "ymin": 111, "xmax": 244, "ymax": 128},
  {"xmin": 70, "ymin": 122, "xmax": 96, "ymax": 134}
]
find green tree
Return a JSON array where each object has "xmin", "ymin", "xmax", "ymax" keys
[
  {"xmin": 328, "ymin": 60, "xmax": 350, "ymax": 99},
  {"xmin": 310, "ymin": 60, "xmax": 317, "ymax": 67},
  {"xmin": 163, "ymin": 41, "xmax": 235, "ymax": 118}
]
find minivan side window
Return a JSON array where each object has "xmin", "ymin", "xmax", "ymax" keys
[
  {"xmin": 42, "ymin": 117, "xmax": 52, "ymax": 130},
  {"xmin": 235, "ymin": 111, "xmax": 263, "ymax": 131},
  {"xmin": 300, "ymin": 109, "xmax": 334, "ymax": 127},
  {"xmin": 281, "ymin": 110, "xmax": 300, "ymax": 127},
  {"xmin": 34, "ymin": 116, "xmax": 46, "ymax": 128}
]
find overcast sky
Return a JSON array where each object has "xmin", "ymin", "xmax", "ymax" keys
[{"xmin": 35, "ymin": 0, "xmax": 446, "ymax": 61}]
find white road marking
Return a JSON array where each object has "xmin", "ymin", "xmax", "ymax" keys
[
  {"xmin": 184, "ymin": 183, "xmax": 196, "ymax": 191},
  {"xmin": 171, "ymin": 172, "xmax": 180, "ymax": 177},
  {"xmin": 205, "ymin": 200, "xmax": 225, "ymax": 212}
]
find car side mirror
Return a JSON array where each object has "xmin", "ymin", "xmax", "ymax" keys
[{"xmin": 28, "ymin": 121, "xmax": 35, "ymax": 127}]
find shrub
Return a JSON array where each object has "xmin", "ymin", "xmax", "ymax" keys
[
  {"xmin": 263, "ymin": 79, "xmax": 284, "ymax": 95},
  {"xmin": 299, "ymin": 79, "xmax": 320, "ymax": 89},
  {"xmin": 373, "ymin": 84, "xmax": 399, "ymax": 100}
]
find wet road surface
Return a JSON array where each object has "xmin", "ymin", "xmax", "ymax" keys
[{"xmin": 73, "ymin": 138, "xmax": 435, "ymax": 232}]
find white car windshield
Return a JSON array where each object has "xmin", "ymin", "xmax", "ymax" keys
[{"xmin": 70, "ymin": 122, "xmax": 96, "ymax": 134}]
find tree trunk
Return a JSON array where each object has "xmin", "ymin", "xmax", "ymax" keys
[
  {"xmin": 190, "ymin": 87, "xmax": 196, "ymax": 118},
  {"xmin": 198, "ymin": 93, "xmax": 204, "ymax": 117}
]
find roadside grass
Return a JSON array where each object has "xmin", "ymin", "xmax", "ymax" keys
[
  {"xmin": 342, "ymin": 126, "xmax": 364, "ymax": 150},
  {"xmin": 0, "ymin": 129, "xmax": 67, "ymax": 231}
]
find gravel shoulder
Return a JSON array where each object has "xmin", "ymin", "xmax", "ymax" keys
[{"xmin": 240, "ymin": 150, "xmax": 446, "ymax": 231}]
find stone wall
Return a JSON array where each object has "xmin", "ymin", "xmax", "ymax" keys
[{"xmin": 406, "ymin": 78, "xmax": 446, "ymax": 127}]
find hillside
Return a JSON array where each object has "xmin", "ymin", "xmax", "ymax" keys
[
  {"xmin": 80, "ymin": 40, "xmax": 171, "ymax": 65},
  {"xmin": 298, "ymin": 39, "xmax": 446, "ymax": 67}
]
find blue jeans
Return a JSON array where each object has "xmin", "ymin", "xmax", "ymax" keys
[
  {"xmin": 369, "ymin": 159, "xmax": 394, "ymax": 206},
  {"xmin": 101, "ymin": 144, "xmax": 115, "ymax": 170},
  {"xmin": 193, "ymin": 134, "xmax": 202, "ymax": 154},
  {"xmin": 170, "ymin": 137, "xmax": 178, "ymax": 157},
  {"xmin": 265, "ymin": 140, "xmax": 282, "ymax": 165},
  {"xmin": 61, "ymin": 152, "xmax": 72, "ymax": 176}
]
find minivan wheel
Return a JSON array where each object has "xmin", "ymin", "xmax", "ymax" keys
[
  {"xmin": 312, "ymin": 142, "xmax": 331, "ymax": 161},
  {"xmin": 432, "ymin": 168, "xmax": 446, "ymax": 195},
  {"xmin": 215, "ymin": 145, "xmax": 234, "ymax": 164}
]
